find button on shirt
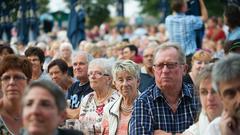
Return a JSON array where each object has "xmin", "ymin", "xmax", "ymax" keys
[
  {"xmin": 165, "ymin": 13, "xmax": 203, "ymax": 55},
  {"xmin": 129, "ymin": 83, "xmax": 200, "ymax": 134}
]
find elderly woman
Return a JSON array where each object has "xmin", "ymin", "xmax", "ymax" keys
[
  {"xmin": 21, "ymin": 80, "xmax": 83, "ymax": 135},
  {"xmin": 59, "ymin": 42, "xmax": 73, "ymax": 77},
  {"xmin": 101, "ymin": 60, "xmax": 140, "ymax": 135},
  {"xmin": 79, "ymin": 58, "xmax": 119, "ymax": 132},
  {"xmin": 183, "ymin": 64, "xmax": 223, "ymax": 135},
  {"xmin": 0, "ymin": 55, "xmax": 32, "ymax": 135},
  {"xmin": 184, "ymin": 49, "xmax": 212, "ymax": 85}
]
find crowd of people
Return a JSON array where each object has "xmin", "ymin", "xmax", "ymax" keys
[{"xmin": 0, "ymin": 0, "xmax": 240, "ymax": 135}]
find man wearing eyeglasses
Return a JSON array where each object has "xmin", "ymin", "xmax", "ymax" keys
[
  {"xmin": 129, "ymin": 42, "xmax": 200, "ymax": 135},
  {"xmin": 205, "ymin": 54, "xmax": 240, "ymax": 135}
]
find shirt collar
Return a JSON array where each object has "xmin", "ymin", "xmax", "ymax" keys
[{"xmin": 153, "ymin": 82, "xmax": 193, "ymax": 101}]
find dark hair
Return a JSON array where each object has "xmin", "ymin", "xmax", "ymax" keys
[
  {"xmin": 25, "ymin": 47, "xmax": 45, "ymax": 64},
  {"xmin": 0, "ymin": 55, "xmax": 32, "ymax": 80},
  {"xmin": 24, "ymin": 79, "xmax": 67, "ymax": 112},
  {"xmin": 224, "ymin": 4, "xmax": 240, "ymax": 29},
  {"xmin": 123, "ymin": 44, "xmax": 138, "ymax": 56},
  {"xmin": 0, "ymin": 45, "xmax": 14, "ymax": 55},
  {"xmin": 47, "ymin": 59, "xmax": 68, "ymax": 73},
  {"xmin": 224, "ymin": 39, "xmax": 240, "ymax": 54},
  {"xmin": 171, "ymin": 0, "xmax": 185, "ymax": 12}
]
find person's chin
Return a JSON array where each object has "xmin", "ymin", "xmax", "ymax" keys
[{"xmin": 28, "ymin": 126, "xmax": 45, "ymax": 135}]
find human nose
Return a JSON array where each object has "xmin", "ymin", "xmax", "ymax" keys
[{"xmin": 162, "ymin": 65, "xmax": 170, "ymax": 72}]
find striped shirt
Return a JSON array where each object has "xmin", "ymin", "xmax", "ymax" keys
[
  {"xmin": 165, "ymin": 13, "xmax": 203, "ymax": 55},
  {"xmin": 129, "ymin": 83, "xmax": 200, "ymax": 134}
]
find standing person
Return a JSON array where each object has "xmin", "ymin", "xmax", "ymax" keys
[
  {"xmin": 0, "ymin": 55, "xmax": 32, "ymax": 135},
  {"xmin": 183, "ymin": 64, "xmax": 223, "ymax": 135},
  {"xmin": 79, "ymin": 58, "xmax": 119, "ymax": 133},
  {"xmin": 66, "ymin": 51, "xmax": 93, "ymax": 119},
  {"xmin": 129, "ymin": 43, "xmax": 200, "ymax": 134},
  {"xmin": 224, "ymin": 4, "xmax": 240, "ymax": 41},
  {"xmin": 101, "ymin": 60, "xmax": 140, "ymax": 135},
  {"xmin": 21, "ymin": 80, "xmax": 83, "ymax": 135},
  {"xmin": 205, "ymin": 53, "xmax": 240, "ymax": 135},
  {"xmin": 165, "ymin": 0, "xmax": 208, "ymax": 57},
  {"xmin": 25, "ymin": 46, "xmax": 50, "ymax": 80}
]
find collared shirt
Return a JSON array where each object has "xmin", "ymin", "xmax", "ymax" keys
[
  {"xmin": 165, "ymin": 13, "xmax": 203, "ymax": 55},
  {"xmin": 129, "ymin": 83, "xmax": 200, "ymax": 135}
]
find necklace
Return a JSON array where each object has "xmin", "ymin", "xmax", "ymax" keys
[
  {"xmin": 120, "ymin": 103, "xmax": 133, "ymax": 113},
  {"xmin": 5, "ymin": 110, "xmax": 21, "ymax": 122},
  {"xmin": 95, "ymin": 90, "xmax": 112, "ymax": 104}
]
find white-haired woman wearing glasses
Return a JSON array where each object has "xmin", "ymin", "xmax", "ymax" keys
[
  {"xmin": 78, "ymin": 58, "xmax": 119, "ymax": 133},
  {"xmin": 101, "ymin": 60, "xmax": 140, "ymax": 135}
]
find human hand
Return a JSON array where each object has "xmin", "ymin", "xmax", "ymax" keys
[{"xmin": 220, "ymin": 111, "xmax": 240, "ymax": 135}]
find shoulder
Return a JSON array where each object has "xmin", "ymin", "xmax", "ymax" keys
[
  {"xmin": 205, "ymin": 117, "xmax": 221, "ymax": 135},
  {"xmin": 58, "ymin": 128, "xmax": 84, "ymax": 135},
  {"xmin": 0, "ymin": 117, "xmax": 12, "ymax": 135}
]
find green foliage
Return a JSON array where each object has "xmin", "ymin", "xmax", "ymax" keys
[{"xmin": 137, "ymin": 0, "xmax": 225, "ymax": 18}]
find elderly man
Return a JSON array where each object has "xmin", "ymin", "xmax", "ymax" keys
[
  {"xmin": 139, "ymin": 44, "xmax": 157, "ymax": 92},
  {"xmin": 129, "ymin": 43, "xmax": 200, "ymax": 134},
  {"xmin": 205, "ymin": 53, "xmax": 240, "ymax": 135},
  {"xmin": 66, "ymin": 51, "xmax": 94, "ymax": 119}
]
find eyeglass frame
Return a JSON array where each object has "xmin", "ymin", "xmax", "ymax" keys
[
  {"xmin": 0, "ymin": 74, "xmax": 28, "ymax": 82},
  {"xmin": 153, "ymin": 62, "xmax": 183, "ymax": 70},
  {"xmin": 87, "ymin": 71, "xmax": 109, "ymax": 78}
]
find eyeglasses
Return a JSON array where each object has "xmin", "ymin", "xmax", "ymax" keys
[
  {"xmin": 88, "ymin": 71, "xmax": 109, "ymax": 78},
  {"xmin": 1, "ymin": 75, "xmax": 27, "ymax": 82},
  {"xmin": 153, "ymin": 62, "xmax": 181, "ymax": 70}
]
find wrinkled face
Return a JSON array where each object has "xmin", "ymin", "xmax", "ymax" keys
[
  {"xmin": 88, "ymin": 66, "xmax": 111, "ymax": 90},
  {"xmin": 1, "ymin": 69, "xmax": 28, "ymax": 101},
  {"xmin": 199, "ymin": 78, "xmax": 223, "ymax": 121},
  {"xmin": 60, "ymin": 47, "xmax": 72, "ymax": 59},
  {"xmin": 27, "ymin": 55, "xmax": 42, "ymax": 73},
  {"xmin": 153, "ymin": 48, "xmax": 186, "ymax": 89},
  {"xmin": 218, "ymin": 79, "xmax": 240, "ymax": 119},
  {"xmin": 48, "ymin": 65, "xmax": 66, "ymax": 85},
  {"xmin": 191, "ymin": 60, "xmax": 209, "ymax": 75},
  {"xmin": 114, "ymin": 71, "xmax": 139, "ymax": 98},
  {"xmin": 143, "ymin": 48, "xmax": 154, "ymax": 69},
  {"xmin": 123, "ymin": 48, "xmax": 134, "ymax": 60},
  {"xmin": 23, "ymin": 87, "xmax": 63, "ymax": 135},
  {"xmin": 72, "ymin": 55, "xmax": 88, "ymax": 80}
]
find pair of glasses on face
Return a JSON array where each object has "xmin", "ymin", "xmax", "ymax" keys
[
  {"xmin": 153, "ymin": 62, "xmax": 181, "ymax": 70},
  {"xmin": 0, "ymin": 75, "xmax": 27, "ymax": 82},
  {"xmin": 88, "ymin": 71, "xmax": 109, "ymax": 78}
]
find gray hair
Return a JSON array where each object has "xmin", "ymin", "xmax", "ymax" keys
[
  {"xmin": 212, "ymin": 53, "xmax": 240, "ymax": 91},
  {"xmin": 72, "ymin": 51, "xmax": 94, "ymax": 64},
  {"xmin": 23, "ymin": 79, "xmax": 67, "ymax": 112},
  {"xmin": 112, "ymin": 60, "xmax": 140, "ymax": 81},
  {"xmin": 59, "ymin": 42, "xmax": 73, "ymax": 52},
  {"xmin": 196, "ymin": 64, "xmax": 214, "ymax": 90},
  {"xmin": 88, "ymin": 58, "xmax": 114, "ymax": 77},
  {"xmin": 153, "ymin": 42, "xmax": 186, "ymax": 64}
]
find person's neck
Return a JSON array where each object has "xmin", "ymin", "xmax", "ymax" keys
[
  {"xmin": 32, "ymin": 69, "xmax": 42, "ymax": 80},
  {"xmin": 94, "ymin": 86, "xmax": 112, "ymax": 102},
  {"xmin": 122, "ymin": 93, "xmax": 138, "ymax": 107},
  {"xmin": 3, "ymin": 98, "xmax": 22, "ymax": 118},
  {"xmin": 145, "ymin": 66, "xmax": 154, "ymax": 77},
  {"xmin": 78, "ymin": 77, "xmax": 89, "ymax": 84}
]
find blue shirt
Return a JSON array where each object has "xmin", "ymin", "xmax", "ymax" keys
[
  {"xmin": 129, "ymin": 83, "xmax": 200, "ymax": 134},
  {"xmin": 165, "ymin": 13, "xmax": 203, "ymax": 55},
  {"xmin": 227, "ymin": 26, "xmax": 240, "ymax": 41}
]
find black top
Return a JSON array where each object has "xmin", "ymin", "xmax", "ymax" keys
[
  {"xmin": 139, "ymin": 73, "xmax": 155, "ymax": 93},
  {"xmin": 20, "ymin": 128, "xmax": 84, "ymax": 135},
  {"xmin": 183, "ymin": 73, "xmax": 194, "ymax": 85},
  {"xmin": 67, "ymin": 81, "xmax": 93, "ymax": 109}
]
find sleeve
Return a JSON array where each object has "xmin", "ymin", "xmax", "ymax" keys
[
  {"xmin": 129, "ymin": 98, "xmax": 154, "ymax": 135},
  {"xmin": 189, "ymin": 16, "xmax": 203, "ymax": 30}
]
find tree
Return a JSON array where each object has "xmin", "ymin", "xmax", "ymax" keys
[{"xmin": 137, "ymin": 0, "xmax": 225, "ymax": 18}]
